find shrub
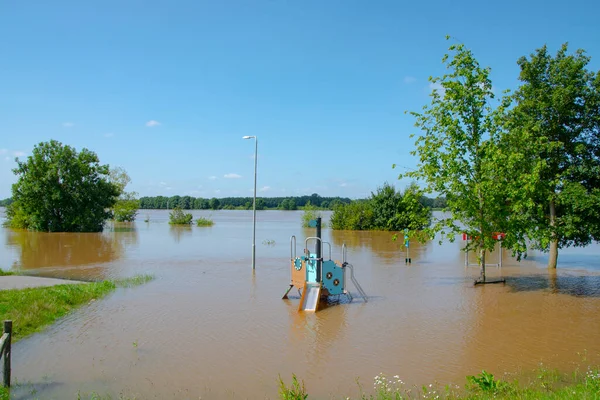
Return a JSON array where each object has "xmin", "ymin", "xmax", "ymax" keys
[
  {"xmin": 196, "ymin": 217, "xmax": 214, "ymax": 227},
  {"xmin": 301, "ymin": 201, "xmax": 323, "ymax": 228},
  {"xmin": 169, "ymin": 207, "xmax": 193, "ymax": 225}
]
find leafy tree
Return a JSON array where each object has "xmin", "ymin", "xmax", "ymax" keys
[
  {"xmin": 301, "ymin": 201, "xmax": 323, "ymax": 228},
  {"xmin": 209, "ymin": 198, "xmax": 220, "ymax": 210},
  {"xmin": 6, "ymin": 140, "xmax": 120, "ymax": 232},
  {"xmin": 370, "ymin": 182, "xmax": 403, "ymax": 230},
  {"xmin": 393, "ymin": 183, "xmax": 432, "ymax": 231},
  {"xmin": 329, "ymin": 200, "xmax": 374, "ymax": 230},
  {"xmin": 401, "ymin": 39, "xmax": 511, "ymax": 283},
  {"xmin": 504, "ymin": 43, "xmax": 600, "ymax": 268},
  {"xmin": 109, "ymin": 167, "xmax": 139, "ymax": 222},
  {"xmin": 255, "ymin": 198, "xmax": 266, "ymax": 210}
]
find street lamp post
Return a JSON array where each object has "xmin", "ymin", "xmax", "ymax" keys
[{"xmin": 242, "ymin": 135, "xmax": 258, "ymax": 270}]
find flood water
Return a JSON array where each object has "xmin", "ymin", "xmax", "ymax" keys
[{"xmin": 2, "ymin": 208, "xmax": 600, "ymax": 399}]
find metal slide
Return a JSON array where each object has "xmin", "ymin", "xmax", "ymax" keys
[{"xmin": 298, "ymin": 282, "xmax": 321, "ymax": 312}]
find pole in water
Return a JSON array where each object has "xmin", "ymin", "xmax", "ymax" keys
[
  {"xmin": 404, "ymin": 228, "xmax": 411, "ymax": 264},
  {"xmin": 315, "ymin": 217, "xmax": 322, "ymax": 281}
]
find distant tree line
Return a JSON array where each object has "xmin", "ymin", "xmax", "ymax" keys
[
  {"xmin": 138, "ymin": 194, "xmax": 353, "ymax": 210},
  {"xmin": 138, "ymin": 193, "xmax": 446, "ymax": 211},
  {"xmin": 0, "ymin": 198, "xmax": 13, "ymax": 207}
]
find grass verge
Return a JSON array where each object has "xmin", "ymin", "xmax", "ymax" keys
[
  {"xmin": 0, "ymin": 268, "xmax": 14, "ymax": 276},
  {"xmin": 278, "ymin": 366, "xmax": 600, "ymax": 399},
  {"xmin": 0, "ymin": 274, "xmax": 154, "ymax": 342}
]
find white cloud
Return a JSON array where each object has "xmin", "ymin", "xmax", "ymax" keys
[
  {"xmin": 159, "ymin": 181, "xmax": 168, "ymax": 186},
  {"xmin": 208, "ymin": 176, "xmax": 217, "ymax": 180},
  {"xmin": 429, "ymin": 82, "xmax": 446, "ymax": 96},
  {"xmin": 215, "ymin": 189, "xmax": 221, "ymax": 194},
  {"xmin": 404, "ymin": 76, "xmax": 417, "ymax": 84},
  {"xmin": 224, "ymin": 173, "xmax": 241, "ymax": 179},
  {"xmin": 146, "ymin": 120, "xmax": 161, "ymax": 127},
  {"xmin": 62, "ymin": 122, "xmax": 75, "ymax": 128},
  {"xmin": 198, "ymin": 185, "xmax": 203, "ymax": 189},
  {"xmin": 4, "ymin": 156, "xmax": 9, "ymax": 162},
  {"xmin": 104, "ymin": 132, "xmax": 114, "ymax": 138},
  {"xmin": 13, "ymin": 151, "xmax": 26, "ymax": 157},
  {"xmin": 339, "ymin": 182, "xmax": 348, "ymax": 187},
  {"xmin": 0, "ymin": 149, "xmax": 7, "ymax": 155},
  {"xmin": 259, "ymin": 186, "xmax": 270, "ymax": 192}
]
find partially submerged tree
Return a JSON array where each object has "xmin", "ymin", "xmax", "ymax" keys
[
  {"xmin": 6, "ymin": 140, "xmax": 120, "ymax": 232},
  {"xmin": 505, "ymin": 43, "xmax": 600, "ymax": 268},
  {"xmin": 109, "ymin": 167, "xmax": 139, "ymax": 222},
  {"xmin": 401, "ymin": 38, "xmax": 512, "ymax": 283}
]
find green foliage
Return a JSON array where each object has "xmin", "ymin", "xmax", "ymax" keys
[
  {"xmin": 403, "ymin": 39, "xmax": 512, "ymax": 282},
  {"xmin": 109, "ymin": 167, "xmax": 139, "ymax": 222},
  {"xmin": 169, "ymin": 207, "xmax": 193, "ymax": 225},
  {"xmin": 138, "ymin": 194, "xmax": 352, "ymax": 210},
  {"xmin": 280, "ymin": 198, "xmax": 298, "ymax": 210},
  {"xmin": 278, "ymin": 374, "xmax": 308, "ymax": 400},
  {"xmin": 503, "ymin": 43, "xmax": 600, "ymax": 267},
  {"xmin": 330, "ymin": 183, "xmax": 431, "ymax": 231},
  {"xmin": 330, "ymin": 200, "xmax": 374, "ymax": 230},
  {"xmin": 6, "ymin": 140, "xmax": 120, "ymax": 232},
  {"xmin": 467, "ymin": 370, "xmax": 507, "ymax": 394},
  {"xmin": 196, "ymin": 216, "xmax": 214, "ymax": 227},
  {"xmin": 209, "ymin": 197, "xmax": 221, "ymax": 210},
  {"xmin": 0, "ymin": 197, "xmax": 12, "ymax": 207},
  {"xmin": 0, "ymin": 268, "xmax": 14, "ymax": 276},
  {"xmin": 113, "ymin": 199, "xmax": 140, "ymax": 222},
  {"xmin": 301, "ymin": 201, "xmax": 323, "ymax": 228}
]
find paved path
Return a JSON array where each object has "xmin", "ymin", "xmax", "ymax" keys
[{"xmin": 0, "ymin": 275, "xmax": 87, "ymax": 290}]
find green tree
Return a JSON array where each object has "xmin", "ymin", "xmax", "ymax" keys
[
  {"xmin": 401, "ymin": 39, "xmax": 511, "ymax": 283},
  {"xmin": 109, "ymin": 167, "xmax": 139, "ymax": 222},
  {"xmin": 505, "ymin": 43, "xmax": 600, "ymax": 268},
  {"xmin": 394, "ymin": 183, "xmax": 432, "ymax": 231},
  {"xmin": 301, "ymin": 201, "xmax": 323, "ymax": 228},
  {"xmin": 370, "ymin": 182, "xmax": 403, "ymax": 230},
  {"xmin": 6, "ymin": 140, "xmax": 120, "ymax": 232},
  {"xmin": 209, "ymin": 197, "xmax": 220, "ymax": 210}
]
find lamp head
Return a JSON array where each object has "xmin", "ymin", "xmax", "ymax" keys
[{"xmin": 242, "ymin": 135, "xmax": 255, "ymax": 139}]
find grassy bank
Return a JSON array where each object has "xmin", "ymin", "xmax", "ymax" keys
[
  {"xmin": 0, "ymin": 274, "xmax": 153, "ymax": 342},
  {"xmin": 279, "ymin": 366, "xmax": 600, "ymax": 399}
]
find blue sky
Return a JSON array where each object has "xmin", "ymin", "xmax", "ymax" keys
[{"xmin": 1, "ymin": 0, "xmax": 599, "ymax": 200}]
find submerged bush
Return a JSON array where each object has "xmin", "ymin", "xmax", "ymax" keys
[
  {"xmin": 169, "ymin": 207, "xmax": 193, "ymax": 225},
  {"xmin": 196, "ymin": 216, "xmax": 214, "ymax": 227},
  {"xmin": 301, "ymin": 201, "xmax": 323, "ymax": 228}
]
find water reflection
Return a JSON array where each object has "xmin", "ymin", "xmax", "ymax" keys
[
  {"xmin": 169, "ymin": 225, "xmax": 193, "ymax": 243},
  {"xmin": 5, "ymin": 224, "xmax": 138, "ymax": 280},
  {"xmin": 330, "ymin": 230, "xmax": 429, "ymax": 264},
  {"xmin": 506, "ymin": 271, "xmax": 600, "ymax": 297}
]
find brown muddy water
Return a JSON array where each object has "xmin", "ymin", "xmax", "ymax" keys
[{"xmin": 1, "ymin": 208, "xmax": 600, "ymax": 399}]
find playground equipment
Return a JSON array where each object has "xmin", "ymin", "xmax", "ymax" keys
[
  {"xmin": 282, "ymin": 217, "xmax": 368, "ymax": 312},
  {"xmin": 463, "ymin": 232, "xmax": 505, "ymax": 268}
]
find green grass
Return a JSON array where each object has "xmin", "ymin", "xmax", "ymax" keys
[
  {"xmin": 0, "ymin": 268, "xmax": 14, "ymax": 276},
  {"xmin": 278, "ymin": 366, "xmax": 600, "ymax": 399},
  {"xmin": 0, "ymin": 387, "xmax": 8, "ymax": 400},
  {"xmin": 195, "ymin": 216, "xmax": 214, "ymax": 227},
  {"xmin": 0, "ymin": 274, "xmax": 154, "ymax": 342}
]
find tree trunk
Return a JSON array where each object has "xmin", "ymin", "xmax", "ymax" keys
[
  {"xmin": 548, "ymin": 198, "xmax": 558, "ymax": 269},
  {"xmin": 479, "ymin": 246, "xmax": 486, "ymax": 283}
]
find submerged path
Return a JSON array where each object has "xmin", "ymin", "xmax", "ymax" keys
[{"xmin": 0, "ymin": 275, "xmax": 87, "ymax": 290}]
